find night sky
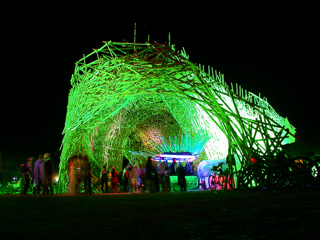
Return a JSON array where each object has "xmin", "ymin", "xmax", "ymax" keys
[{"xmin": 1, "ymin": 5, "xmax": 319, "ymax": 170}]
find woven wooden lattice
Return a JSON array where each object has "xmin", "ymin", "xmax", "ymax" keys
[{"xmin": 58, "ymin": 40, "xmax": 295, "ymax": 193}]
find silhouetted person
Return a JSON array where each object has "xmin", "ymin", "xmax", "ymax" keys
[
  {"xmin": 122, "ymin": 165, "xmax": 131, "ymax": 193},
  {"xmin": 81, "ymin": 155, "xmax": 92, "ymax": 195},
  {"xmin": 145, "ymin": 156, "xmax": 154, "ymax": 193},
  {"xmin": 68, "ymin": 156, "xmax": 80, "ymax": 195},
  {"xmin": 139, "ymin": 164, "xmax": 146, "ymax": 193},
  {"xmin": 164, "ymin": 161, "xmax": 170, "ymax": 192},
  {"xmin": 34, "ymin": 155, "xmax": 47, "ymax": 195},
  {"xmin": 168, "ymin": 158, "xmax": 177, "ymax": 191},
  {"xmin": 177, "ymin": 162, "xmax": 186, "ymax": 191},
  {"xmin": 100, "ymin": 165, "xmax": 108, "ymax": 193},
  {"xmin": 110, "ymin": 166, "xmax": 118, "ymax": 193},
  {"xmin": 21, "ymin": 157, "xmax": 33, "ymax": 195},
  {"xmin": 158, "ymin": 161, "xmax": 166, "ymax": 192},
  {"xmin": 153, "ymin": 166, "xmax": 160, "ymax": 193},
  {"xmin": 169, "ymin": 158, "xmax": 176, "ymax": 175},
  {"xmin": 44, "ymin": 153, "xmax": 54, "ymax": 195}
]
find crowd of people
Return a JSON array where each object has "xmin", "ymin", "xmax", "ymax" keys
[
  {"xmin": 100, "ymin": 156, "xmax": 192, "ymax": 194},
  {"xmin": 20, "ymin": 154, "xmax": 192, "ymax": 195},
  {"xmin": 20, "ymin": 153, "xmax": 54, "ymax": 195}
]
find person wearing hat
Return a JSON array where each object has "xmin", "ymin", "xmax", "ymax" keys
[{"xmin": 130, "ymin": 164, "xmax": 141, "ymax": 193}]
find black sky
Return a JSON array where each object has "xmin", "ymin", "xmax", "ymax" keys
[{"xmin": 1, "ymin": 5, "xmax": 319, "ymax": 167}]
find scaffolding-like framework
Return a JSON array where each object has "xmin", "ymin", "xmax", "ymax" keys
[{"xmin": 58, "ymin": 40, "xmax": 295, "ymax": 193}]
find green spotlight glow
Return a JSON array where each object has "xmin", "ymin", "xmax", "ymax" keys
[{"xmin": 58, "ymin": 40, "xmax": 296, "ymax": 193}]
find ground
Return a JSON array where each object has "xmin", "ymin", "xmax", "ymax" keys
[{"xmin": 0, "ymin": 188, "xmax": 319, "ymax": 239}]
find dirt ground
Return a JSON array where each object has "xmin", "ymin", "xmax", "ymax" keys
[{"xmin": 0, "ymin": 188, "xmax": 319, "ymax": 240}]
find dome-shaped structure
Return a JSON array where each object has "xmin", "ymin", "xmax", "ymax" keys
[{"xmin": 58, "ymin": 40, "xmax": 295, "ymax": 193}]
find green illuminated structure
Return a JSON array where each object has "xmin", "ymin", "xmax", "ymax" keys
[{"xmin": 58, "ymin": 39, "xmax": 295, "ymax": 193}]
